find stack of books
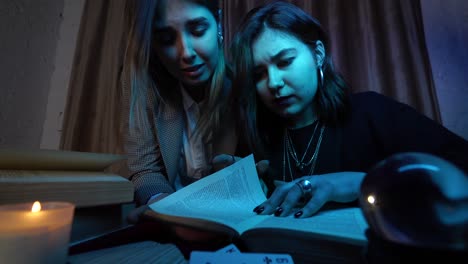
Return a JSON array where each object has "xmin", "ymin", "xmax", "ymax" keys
[{"xmin": 0, "ymin": 148, "xmax": 133, "ymax": 208}]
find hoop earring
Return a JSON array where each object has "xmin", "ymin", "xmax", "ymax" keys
[
  {"xmin": 217, "ymin": 9, "xmax": 223, "ymax": 43},
  {"xmin": 319, "ymin": 67, "xmax": 324, "ymax": 87}
]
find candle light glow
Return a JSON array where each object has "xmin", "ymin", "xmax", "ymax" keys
[
  {"xmin": 0, "ymin": 201, "xmax": 75, "ymax": 264},
  {"xmin": 31, "ymin": 201, "xmax": 41, "ymax": 213}
]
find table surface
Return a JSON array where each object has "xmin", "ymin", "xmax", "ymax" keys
[
  {"xmin": 67, "ymin": 221, "xmax": 229, "ymax": 264},
  {"xmin": 68, "ymin": 241, "xmax": 188, "ymax": 264}
]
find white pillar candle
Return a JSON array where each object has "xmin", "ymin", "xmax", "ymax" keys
[{"xmin": 0, "ymin": 201, "xmax": 75, "ymax": 264}]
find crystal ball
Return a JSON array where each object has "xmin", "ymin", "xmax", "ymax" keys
[{"xmin": 359, "ymin": 152, "xmax": 468, "ymax": 250}]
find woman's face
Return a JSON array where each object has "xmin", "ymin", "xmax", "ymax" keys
[
  {"xmin": 252, "ymin": 28, "xmax": 323, "ymax": 128},
  {"xmin": 153, "ymin": 0, "xmax": 219, "ymax": 89}
]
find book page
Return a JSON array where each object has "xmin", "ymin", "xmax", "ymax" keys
[
  {"xmin": 248, "ymin": 207, "xmax": 368, "ymax": 246},
  {"xmin": 149, "ymin": 154, "xmax": 268, "ymax": 231}
]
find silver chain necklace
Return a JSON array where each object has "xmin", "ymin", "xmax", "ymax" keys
[
  {"xmin": 286, "ymin": 121, "xmax": 319, "ymax": 171},
  {"xmin": 283, "ymin": 123, "xmax": 326, "ymax": 181}
]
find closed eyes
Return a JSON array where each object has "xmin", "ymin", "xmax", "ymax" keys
[
  {"xmin": 253, "ymin": 57, "xmax": 295, "ymax": 83},
  {"xmin": 154, "ymin": 18, "xmax": 211, "ymax": 46},
  {"xmin": 188, "ymin": 23, "xmax": 209, "ymax": 37},
  {"xmin": 187, "ymin": 17, "xmax": 210, "ymax": 37},
  {"xmin": 277, "ymin": 57, "xmax": 294, "ymax": 67}
]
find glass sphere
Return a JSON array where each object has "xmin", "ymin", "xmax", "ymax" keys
[{"xmin": 359, "ymin": 152, "xmax": 468, "ymax": 251}]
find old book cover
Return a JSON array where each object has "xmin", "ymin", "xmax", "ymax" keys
[
  {"xmin": 0, "ymin": 149, "xmax": 132, "ymax": 207},
  {"xmin": 0, "ymin": 170, "xmax": 133, "ymax": 207},
  {"xmin": 0, "ymin": 148, "xmax": 125, "ymax": 171}
]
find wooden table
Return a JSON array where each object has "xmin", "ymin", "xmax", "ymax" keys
[
  {"xmin": 68, "ymin": 221, "xmax": 230, "ymax": 263},
  {"xmin": 68, "ymin": 241, "xmax": 187, "ymax": 264}
]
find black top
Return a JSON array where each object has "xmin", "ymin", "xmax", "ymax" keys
[{"xmin": 264, "ymin": 91, "xmax": 468, "ymax": 189}]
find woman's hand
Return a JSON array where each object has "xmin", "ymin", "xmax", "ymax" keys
[
  {"xmin": 253, "ymin": 172, "xmax": 365, "ymax": 218},
  {"xmin": 126, "ymin": 193, "xmax": 221, "ymax": 243},
  {"xmin": 126, "ymin": 193, "xmax": 170, "ymax": 224},
  {"xmin": 211, "ymin": 154, "xmax": 239, "ymax": 172}
]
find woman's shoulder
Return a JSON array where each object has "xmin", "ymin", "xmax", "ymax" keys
[
  {"xmin": 349, "ymin": 91, "xmax": 407, "ymax": 111},
  {"xmin": 347, "ymin": 90, "xmax": 440, "ymax": 127},
  {"xmin": 350, "ymin": 90, "xmax": 391, "ymax": 102},
  {"xmin": 345, "ymin": 90, "xmax": 426, "ymax": 127},
  {"xmin": 349, "ymin": 91, "xmax": 389, "ymax": 111}
]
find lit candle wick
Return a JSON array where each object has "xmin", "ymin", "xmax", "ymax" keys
[{"xmin": 31, "ymin": 201, "xmax": 41, "ymax": 213}]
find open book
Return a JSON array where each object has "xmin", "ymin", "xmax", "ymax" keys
[{"xmin": 144, "ymin": 154, "xmax": 369, "ymax": 264}]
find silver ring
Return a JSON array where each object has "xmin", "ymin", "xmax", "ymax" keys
[{"xmin": 295, "ymin": 179, "xmax": 313, "ymax": 200}]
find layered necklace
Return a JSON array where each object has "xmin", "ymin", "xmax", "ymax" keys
[{"xmin": 283, "ymin": 121, "xmax": 325, "ymax": 181}]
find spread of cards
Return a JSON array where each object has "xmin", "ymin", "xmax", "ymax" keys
[{"xmin": 189, "ymin": 244, "xmax": 294, "ymax": 264}]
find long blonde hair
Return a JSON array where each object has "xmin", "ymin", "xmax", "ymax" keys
[{"xmin": 124, "ymin": 0, "xmax": 231, "ymax": 143}]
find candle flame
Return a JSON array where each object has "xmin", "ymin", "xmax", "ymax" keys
[{"xmin": 31, "ymin": 201, "xmax": 41, "ymax": 213}]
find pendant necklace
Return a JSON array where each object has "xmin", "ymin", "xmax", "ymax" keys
[
  {"xmin": 283, "ymin": 122, "xmax": 325, "ymax": 181},
  {"xmin": 286, "ymin": 121, "xmax": 319, "ymax": 171}
]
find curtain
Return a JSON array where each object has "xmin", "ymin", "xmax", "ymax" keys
[
  {"xmin": 60, "ymin": 0, "xmax": 130, "ymax": 174},
  {"xmin": 60, "ymin": 0, "xmax": 440, "ymax": 165}
]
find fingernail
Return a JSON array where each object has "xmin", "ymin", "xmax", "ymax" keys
[
  {"xmin": 253, "ymin": 205, "xmax": 264, "ymax": 214},
  {"xmin": 274, "ymin": 207, "xmax": 283, "ymax": 216},
  {"xmin": 294, "ymin": 211, "xmax": 303, "ymax": 218}
]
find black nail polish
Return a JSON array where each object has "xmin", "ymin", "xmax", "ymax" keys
[
  {"xmin": 294, "ymin": 211, "xmax": 303, "ymax": 218},
  {"xmin": 253, "ymin": 205, "xmax": 264, "ymax": 214},
  {"xmin": 274, "ymin": 207, "xmax": 283, "ymax": 216}
]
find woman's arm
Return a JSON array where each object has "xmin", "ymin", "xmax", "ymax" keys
[{"xmin": 126, "ymin": 102, "xmax": 174, "ymax": 206}]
